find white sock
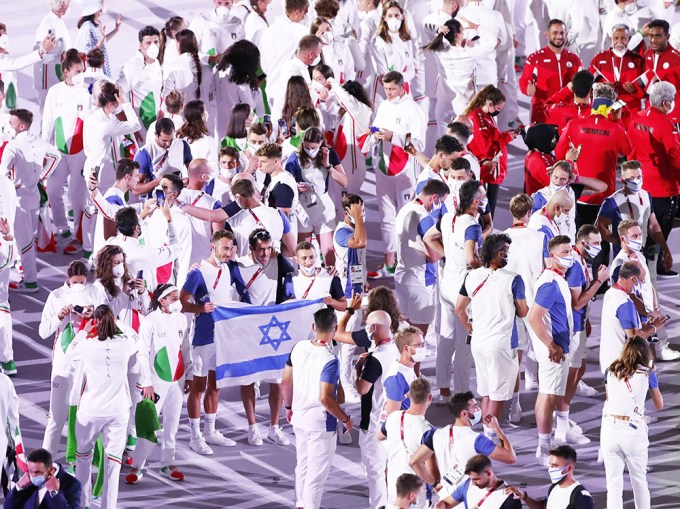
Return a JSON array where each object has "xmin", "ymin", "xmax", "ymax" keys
[
  {"xmin": 538, "ymin": 432, "xmax": 551, "ymax": 451},
  {"xmin": 511, "ymin": 391, "xmax": 520, "ymax": 408},
  {"xmin": 249, "ymin": 424, "xmax": 258, "ymax": 431},
  {"xmin": 555, "ymin": 410, "xmax": 569, "ymax": 436},
  {"xmin": 204, "ymin": 413, "xmax": 217, "ymax": 435},
  {"xmin": 189, "ymin": 418, "xmax": 201, "ymax": 439}
]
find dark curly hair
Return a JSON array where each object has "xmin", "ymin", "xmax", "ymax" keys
[
  {"xmin": 457, "ymin": 180, "xmax": 482, "ymax": 216},
  {"xmin": 479, "ymin": 233, "xmax": 511, "ymax": 267},
  {"xmin": 216, "ymin": 39, "xmax": 261, "ymax": 92},
  {"xmin": 366, "ymin": 286, "xmax": 401, "ymax": 333}
]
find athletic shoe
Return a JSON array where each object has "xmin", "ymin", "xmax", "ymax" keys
[
  {"xmin": 644, "ymin": 415, "xmax": 658, "ymax": 424},
  {"xmin": 569, "ymin": 420, "xmax": 583, "ymax": 434},
  {"xmin": 10, "ymin": 281, "xmax": 39, "ymax": 293},
  {"xmin": 125, "ymin": 435, "xmax": 137, "ymax": 452},
  {"xmin": 536, "ymin": 445, "xmax": 550, "ymax": 467},
  {"xmin": 508, "ymin": 403, "xmax": 522, "ymax": 424},
  {"xmin": 160, "ymin": 465, "xmax": 184, "ymax": 481},
  {"xmin": 524, "ymin": 376, "xmax": 538, "ymax": 391},
  {"xmin": 554, "ymin": 428, "xmax": 590, "ymax": 445},
  {"xmin": 435, "ymin": 394, "xmax": 451, "ymax": 406},
  {"xmin": 1, "ymin": 360, "xmax": 17, "ymax": 376},
  {"xmin": 367, "ymin": 265, "xmax": 395, "ymax": 280},
  {"xmin": 248, "ymin": 426, "xmax": 264, "ymax": 446},
  {"xmin": 267, "ymin": 425, "xmax": 290, "ymax": 446},
  {"xmin": 657, "ymin": 269, "xmax": 678, "ymax": 279},
  {"xmin": 204, "ymin": 430, "xmax": 236, "ymax": 447},
  {"xmin": 125, "ymin": 469, "xmax": 143, "ymax": 485},
  {"xmin": 63, "ymin": 240, "xmax": 81, "ymax": 255},
  {"xmin": 657, "ymin": 346, "xmax": 680, "ymax": 361},
  {"xmin": 575, "ymin": 380, "xmax": 599, "ymax": 397},
  {"xmin": 338, "ymin": 422, "xmax": 353, "ymax": 445},
  {"xmin": 189, "ymin": 435, "xmax": 214, "ymax": 455}
]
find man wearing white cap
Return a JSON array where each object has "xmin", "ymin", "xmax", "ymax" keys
[{"xmin": 33, "ymin": 0, "xmax": 72, "ymax": 109}]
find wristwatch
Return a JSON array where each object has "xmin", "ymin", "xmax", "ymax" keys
[
  {"xmin": 346, "ymin": 307, "xmax": 355, "ymax": 316},
  {"xmin": 49, "ymin": 490, "xmax": 59, "ymax": 497},
  {"xmin": 342, "ymin": 414, "xmax": 350, "ymax": 424}
]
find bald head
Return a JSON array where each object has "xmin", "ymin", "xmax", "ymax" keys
[
  {"xmin": 546, "ymin": 189, "xmax": 573, "ymax": 217},
  {"xmin": 188, "ymin": 158, "xmax": 210, "ymax": 180},
  {"xmin": 366, "ymin": 310, "xmax": 391, "ymax": 342}
]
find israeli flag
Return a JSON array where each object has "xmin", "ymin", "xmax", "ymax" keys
[{"xmin": 213, "ymin": 299, "xmax": 325, "ymax": 387}]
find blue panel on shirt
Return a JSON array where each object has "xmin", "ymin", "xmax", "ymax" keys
[
  {"xmin": 598, "ymin": 197, "xmax": 621, "ymax": 222},
  {"xmin": 534, "ymin": 280, "xmax": 571, "ymax": 352},
  {"xmin": 335, "ymin": 227, "xmax": 352, "ymax": 248},
  {"xmin": 474, "ymin": 433, "xmax": 497, "ymax": 456},
  {"xmin": 452, "ymin": 478, "xmax": 471, "ymax": 503},
  {"xmin": 320, "ymin": 357, "xmax": 340, "ymax": 384},
  {"xmin": 134, "ymin": 148, "xmax": 153, "ymax": 177},
  {"xmin": 511, "ymin": 316, "xmax": 519, "ymax": 349},
  {"xmin": 611, "ymin": 265, "xmax": 621, "ymax": 284},
  {"xmin": 384, "ymin": 372, "xmax": 411, "ymax": 409},
  {"xmin": 616, "ymin": 300, "xmax": 639, "ymax": 330},
  {"xmin": 511, "ymin": 274, "xmax": 526, "ymax": 300},
  {"xmin": 182, "ymin": 140, "xmax": 193, "ymax": 165},
  {"xmin": 649, "ymin": 370, "xmax": 659, "ymax": 389},
  {"xmin": 566, "ymin": 264, "xmax": 587, "ymax": 332},
  {"xmin": 278, "ymin": 209, "xmax": 291, "ymax": 234},
  {"xmin": 182, "ymin": 269, "xmax": 214, "ymax": 346},
  {"xmin": 539, "ymin": 225, "xmax": 555, "ymax": 240},
  {"xmin": 335, "ymin": 227, "xmax": 362, "ymax": 297},
  {"xmin": 417, "ymin": 214, "xmax": 436, "ymax": 238},
  {"xmin": 464, "ymin": 223, "xmax": 483, "ymax": 246},
  {"xmin": 542, "ymin": 234, "xmax": 549, "ymax": 258},
  {"xmin": 415, "ymin": 179, "xmax": 427, "ymax": 195},
  {"xmin": 105, "ymin": 195, "xmax": 125, "ymax": 206},
  {"xmin": 531, "ymin": 192, "xmax": 548, "ymax": 213}
]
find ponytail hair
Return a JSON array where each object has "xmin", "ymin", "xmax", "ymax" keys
[
  {"xmin": 463, "ymin": 85, "xmax": 505, "ymax": 116},
  {"xmin": 93, "ymin": 305, "xmax": 117, "ymax": 342},
  {"xmin": 61, "ymin": 48, "xmax": 86, "ymax": 72},
  {"xmin": 176, "ymin": 29, "xmax": 202, "ymax": 99},
  {"xmin": 159, "ymin": 16, "xmax": 185, "ymax": 65},
  {"xmin": 150, "ymin": 283, "xmax": 174, "ymax": 311},
  {"xmin": 422, "ymin": 19, "xmax": 462, "ymax": 53}
]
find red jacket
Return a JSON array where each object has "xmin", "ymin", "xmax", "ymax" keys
[
  {"xmin": 467, "ymin": 108, "xmax": 514, "ymax": 185},
  {"xmin": 519, "ymin": 47, "xmax": 582, "ymax": 123},
  {"xmin": 524, "ymin": 150, "xmax": 554, "ymax": 195},
  {"xmin": 589, "ymin": 49, "xmax": 645, "ymax": 122},
  {"xmin": 555, "ymin": 114, "xmax": 630, "ymax": 205},
  {"xmin": 544, "ymin": 87, "xmax": 592, "ymax": 132},
  {"xmin": 627, "ymin": 106, "xmax": 680, "ymax": 198},
  {"xmin": 644, "ymin": 44, "xmax": 680, "ymax": 123}
]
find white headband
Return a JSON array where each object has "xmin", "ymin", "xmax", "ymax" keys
[{"xmin": 158, "ymin": 285, "xmax": 178, "ymax": 302}]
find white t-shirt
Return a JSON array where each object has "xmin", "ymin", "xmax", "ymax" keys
[
  {"xmin": 395, "ymin": 200, "xmax": 437, "ymax": 288},
  {"xmin": 546, "ymin": 481, "xmax": 590, "ymax": 509},
  {"xmin": 227, "ymin": 204, "xmax": 291, "ymax": 258},
  {"xmin": 503, "ymin": 225, "xmax": 547, "ymax": 305},
  {"xmin": 600, "ymin": 287, "xmax": 641, "ymax": 373}
]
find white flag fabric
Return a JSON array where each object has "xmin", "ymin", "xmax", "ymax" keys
[{"xmin": 213, "ymin": 299, "xmax": 324, "ymax": 387}]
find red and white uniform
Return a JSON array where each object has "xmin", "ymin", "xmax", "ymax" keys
[
  {"xmin": 644, "ymin": 44, "xmax": 680, "ymax": 123},
  {"xmin": 524, "ymin": 151, "xmax": 554, "ymax": 196},
  {"xmin": 467, "ymin": 108, "xmax": 513, "ymax": 185},
  {"xmin": 627, "ymin": 106, "xmax": 680, "ymax": 198},
  {"xmin": 555, "ymin": 114, "xmax": 630, "ymax": 205},
  {"xmin": 519, "ymin": 47, "xmax": 582, "ymax": 123},
  {"xmin": 589, "ymin": 49, "xmax": 645, "ymax": 121},
  {"xmin": 544, "ymin": 87, "xmax": 591, "ymax": 133}
]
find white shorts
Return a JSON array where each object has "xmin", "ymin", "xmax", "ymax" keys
[
  {"xmin": 192, "ymin": 343, "xmax": 216, "ymax": 378},
  {"xmin": 515, "ymin": 316, "xmax": 530, "ymax": 352},
  {"xmin": 569, "ymin": 330, "xmax": 587, "ymax": 368},
  {"xmin": 537, "ymin": 354, "xmax": 571, "ymax": 396},
  {"xmin": 298, "ymin": 197, "xmax": 335, "ymax": 235},
  {"xmin": 472, "ymin": 345, "xmax": 519, "ymax": 401},
  {"xmin": 395, "ymin": 283, "xmax": 435, "ymax": 324}
]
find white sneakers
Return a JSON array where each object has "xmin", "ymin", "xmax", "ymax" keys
[
  {"xmin": 536, "ymin": 444, "xmax": 550, "ymax": 467},
  {"xmin": 267, "ymin": 425, "xmax": 290, "ymax": 446},
  {"xmin": 205, "ymin": 430, "xmax": 236, "ymax": 447},
  {"xmin": 657, "ymin": 346, "xmax": 680, "ymax": 361},
  {"xmin": 508, "ymin": 403, "xmax": 522, "ymax": 424},
  {"xmin": 190, "ymin": 436, "xmax": 214, "ymax": 455},
  {"xmin": 575, "ymin": 380, "xmax": 599, "ymax": 397},
  {"xmin": 554, "ymin": 428, "xmax": 591, "ymax": 445},
  {"xmin": 248, "ymin": 425, "xmax": 264, "ymax": 446}
]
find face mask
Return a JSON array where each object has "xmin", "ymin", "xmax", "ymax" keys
[
  {"xmin": 304, "ymin": 146, "xmax": 320, "ymax": 158},
  {"xmin": 467, "ymin": 133, "xmax": 474, "ymax": 145},
  {"xmin": 477, "ymin": 198, "xmax": 488, "ymax": 211},
  {"xmin": 386, "ymin": 18, "xmax": 402, "ymax": 33},
  {"xmin": 300, "ymin": 264, "xmax": 316, "ymax": 276},
  {"xmin": 221, "ymin": 166, "xmax": 237, "ymax": 180},
  {"xmin": 168, "ymin": 300, "xmax": 183, "ymax": 313},
  {"xmin": 146, "ymin": 43, "xmax": 160, "ymax": 60},
  {"xmin": 499, "ymin": 254, "xmax": 508, "ymax": 267},
  {"xmin": 624, "ymin": 178, "xmax": 643, "ymax": 193},
  {"xmin": 667, "ymin": 100, "xmax": 676, "ymax": 112},
  {"xmin": 624, "ymin": 2, "xmax": 638, "ymax": 14},
  {"xmin": 249, "ymin": 142, "xmax": 263, "ymax": 152},
  {"xmin": 548, "ymin": 466, "xmax": 568, "ymax": 484},
  {"xmin": 448, "ymin": 179, "xmax": 464, "ymax": 195},
  {"xmin": 550, "ymin": 182, "xmax": 568, "ymax": 192},
  {"xmin": 357, "ymin": 10, "xmax": 368, "ymax": 20},
  {"xmin": 467, "ymin": 409, "xmax": 482, "ymax": 426},
  {"xmin": 583, "ymin": 242, "xmax": 601, "ymax": 258},
  {"xmin": 320, "ymin": 31, "xmax": 333, "ymax": 45},
  {"xmin": 626, "ymin": 236, "xmax": 642, "ymax": 252},
  {"xmin": 70, "ymin": 282, "xmax": 86, "ymax": 294},
  {"xmin": 4, "ymin": 126, "xmax": 16, "ymax": 139},
  {"xmin": 215, "ymin": 5, "xmax": 230, "ymax": 20},
  {"xmin": 554, "ymin": 253, "xmax": 574, "ymax": 268},
  {"xmin": 365, "ymin": 324, "xmax": 375, "ymax": 342},
  {"xmin": 0, "ymin": 34, "xmax": 9, "ymax": 50},
  {"xmin": 311, "ymin": 55, "xmax": 321, "ymax": 66},
  {"xmin": 71, "ymin": 73, "xmax": 85, "ymax": 86},
  {"xmin": 30, "ymin": 475, "xmax": 47, "ymax": 488},
  {"xmin": 612, "ymin": 47, "xmax": 627, "ymax": 58},
  {"xmin": 488, "ymin": 110, "xmax": 500, "ymax": 117},
  {"xmin": 411, "ymin": 346, "xmax": 427, "ymax": 362},
  {"xmin": 112, "ymin": 264, "xmax": 125, "ymax": 279}
]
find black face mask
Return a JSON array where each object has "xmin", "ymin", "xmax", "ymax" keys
[{"xmin": 489, "ymin": 110, "xmax": 500, "ymax": 117}]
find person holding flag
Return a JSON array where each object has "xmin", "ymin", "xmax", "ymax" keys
[
  {"xmin": 39, "ymin": 260, "xmax": 102, "ymax": 459},
  {"xmin": 125, "ymin": 284, "xmax": 189, "ymax": 484}
]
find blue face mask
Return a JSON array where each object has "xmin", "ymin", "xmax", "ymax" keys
[
  {"xmin": 626, "ymin": 236, "xmax": 642, "ymax": 252},
  {"xmin": 30, "ymin": 475, "xmax": 47, "ymax": 488},
  {"xmin": 467, "ymin": 409, "xmax": 482, "ymax": 426}
]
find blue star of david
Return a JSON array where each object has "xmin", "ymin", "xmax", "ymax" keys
[{"xmin": 258, "ymin": 315, "xmax": 292, "ymax": 351}]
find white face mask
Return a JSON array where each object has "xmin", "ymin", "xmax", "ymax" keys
[
  {"xmin": 624, "ymin": 177, "xmax": 643, "ymax": 193},
  {"xmin": 146, "ymin": 43, "xmax": 160, "ymax": 60},
  {"xmin": 299, "ymin": 264, "xmax": 316, "ymax": 276},
  {"xmin": 112, "ymin": 264, "xmax": 125, "ymax": 279},
  {"xmin": 249, "ymin": 141, "xmax": 263, "ymax": 152},
  {"xmin": 168, "ymin": 300, "xmax": 183, "ymax": 313},
  {"xmin": 320, "ymin": 31, "xmax": 333, "ymax": 45},
  {"xmin": 548, "ymin": 466, "xmax": 568, "ymax": 484},
  {"xmin": 626, "ymin": 236, "xmax": 642, "ymax": 252},
  {"xmin": 304, "ymin": 146, "xmax": 320, "ymax": 158},
  {"xmin": 70, "ymin": 283, "xmax": 86, "ymax": 294},
  {"xmin": 221, "ymin": 166, "xmax": 237, "ymax": 180},
  {"xmin": 550, "ymin": 182, "xmax": 568, "ymax": 192},
  {"xmin": 554, "ymin": 253, "xmax": 574, "ymax": 269},
  {"xmin": 612, "ymin": 47, "xmax": 627, "ymax": 58},
  {"xmin": 448, "ymin": 179, "xmax": 465, "ymax": 194},
  {"xmin": 583, "ymin": 242, "xmax": 602, "ymax": 258},
  {"xmin": 311, "ymin": 55, "xmax": 321, "ymax": 66},
  {"xmin": 411, "ymin": 346, "xmax": 427, "ymax": 362},
  {"xmin": 71, "ymin": 73, "xmax": 85, "ymax": 86},
  {"xmin": 386, "ymin": 18, "xmax": 402, "ymax": 33},
  {"xmin": 3, "ymin": 125, "xmax": 16, "ymax": 139},
  {"xmin": 624, "ymin": 2, "xmax": 638, "ymax": 14},
  {"xmin": 215, "ymin": 5, "xmax": 230, "ymax": 20},
  {"xmin": 0, "ymin": 34, "xmax": 9, "ymax": 50}
]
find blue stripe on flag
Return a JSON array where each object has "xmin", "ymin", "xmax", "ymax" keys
[
  {"xmin": 216, "ymin": 353, "xmax": 290, "ymax": 378},
  {"xmin": 213, "ymin": 298, "xmax": 324, "ymax": 322}
]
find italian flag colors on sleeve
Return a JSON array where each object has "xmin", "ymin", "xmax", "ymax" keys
[
  {"xmin": 377, "ymin": 140, "xmax": 409, "ymax": 176},
  {"xmin": 54, "ymin": 115, "xmax": 85, "ymax": 155},
  {"xmin": 4, "ymin": 82, "xmax": 16, "ymax": 110},
  {"xmin": 154, "ymin": 347, "xmax": 185, "ymax": 382},
  {"xmin": 138, "ymin": 91, "xmax": 158, "ymax": 130}
]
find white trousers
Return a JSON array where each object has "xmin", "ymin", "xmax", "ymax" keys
[
  {"xmin": 46, "ymin": 152, "xmax": 86, "ymax": 233},
  {"xmin": 601, "ymin": 416, "xmax": 650, "ymax": 509},
  {"xmin": 14, "ymin": 203, "xmax": 39, "ymax": 284},
  {"xmin": 359, "ymin": 429, "xmax": 388, "ymax": 509},
  {"xmin": 375, "ymin": 169, "xmax": 416, "ymax": 255},
  {"xmin": 75, "ymin": 410, "xmax": 129, "ymax": 509},
  {"xmin": 293, "ymin": 427, "xmax": 337, "ymax": 509},
  {"xmin": 134, "ymin": 380, "xmax": 183, "ymax": 468},
  {"xmin": 42, "ymin": 372, "xmax": 74, "ymax": 456},
  {"xmin": 0, "ymin": 305, "xmax": 12, "ymax": 362},
  {"xmin": 337, "ymin": 311, "xmax": 360, "ymax": 393},
  {"xmin": 437, "ymin": 289, "xmax": 472, "ymax": 392}
]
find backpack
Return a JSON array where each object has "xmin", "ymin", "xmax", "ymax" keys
[{"xmin": 547, "ymin": 483, "xmax": 593, "ymax": 508}]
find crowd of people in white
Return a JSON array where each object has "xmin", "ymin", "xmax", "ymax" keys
[{"xmin": 0, "ymin": 0, "xmax": 679, "ymax": 507}]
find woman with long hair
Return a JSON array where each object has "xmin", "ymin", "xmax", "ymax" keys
[
  {"xmin": 214, "ymin": 39, "xmax": 263, "ymax": 140},
  {"xmin": 125, "ymin": 284, "xmax": 190, "ymax": 485},
  {"xmin": 74, "ymin": 1, "xmax": 121, "ymax": 77},
  {"xmin": 601, "ymin": 336, "xmax": 663, "ymax": 509},
  {"xmin": 39, "ymin": 261, "xmax": 103, "ymax": 459},
  {"xmin": 369, "ymin": 1, "xmax": 423, "ymax": 106},
  {"xmin": 176, "ymin": 100, "xmax": 218, "ymax": 172},
  {"xmin": 158, "ymin": 16, "xmax": 186, "ymax": 66},
  {"xmin": 162, "ymin": 29, "xmax": 204, "ymax": 103},
  {"xmin": 310, "ymin": 17, "xmax": 355, "ymax": 86},
  {"xmin": 222, "ymin": 103, "xmax": 256, "ymax": 151},
  {"xmin": 67, "ymin": 304, "xmax": 152, "ymax": 509},
  {"xmin": 244, "ymin": 0, "xmax": 272, "ymax": 45},
  {"xmin": 366, "ymin": 285, "xmax": 404, "ymax": 334},
  {"xmin": 463, "ymin": 85, "xmax": 518, "ymax": 216},
  {"xmin": 277, "ymin": 75, "xmax": 322, "ymax": 140},
  {"xmin": 285, "ymin": 127, "xmax": 348, "ymax": 265}
]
